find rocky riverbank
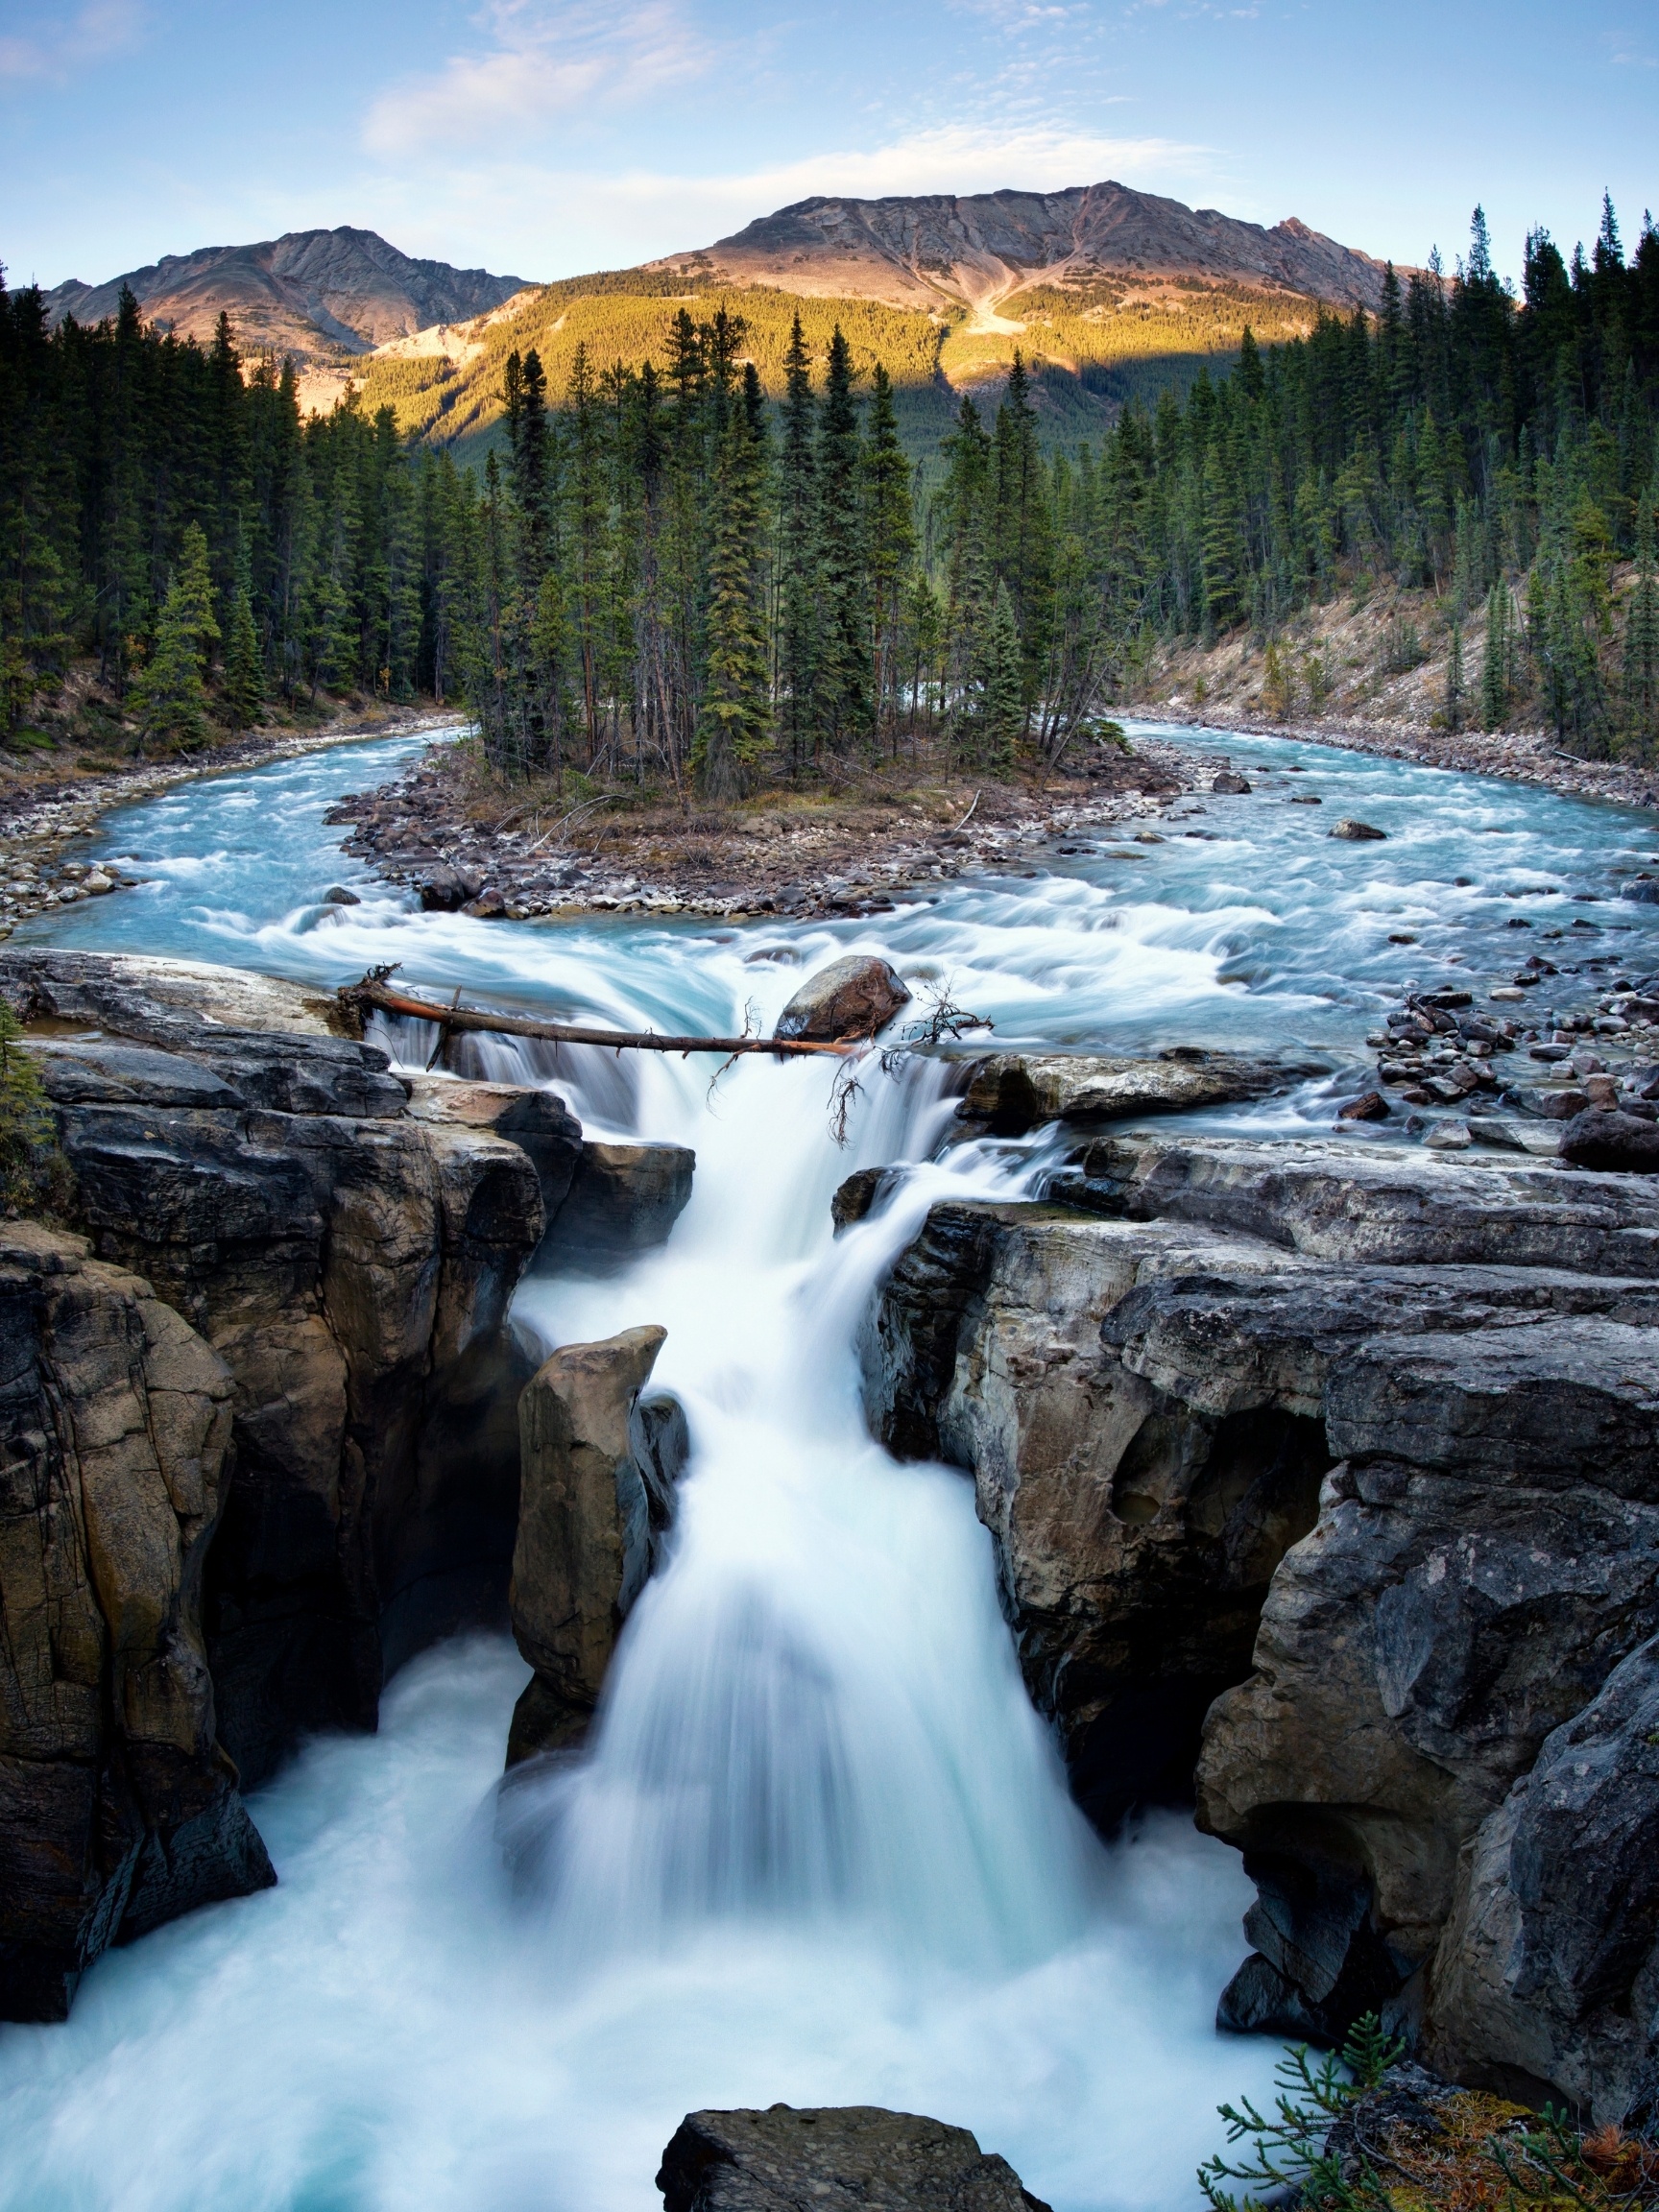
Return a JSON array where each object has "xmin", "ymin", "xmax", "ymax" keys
[
  {"xmin": 0, "ymin": 706, "xmax": 460, "ymax": 940},
  {"xmin": 321, "ymin": 739, "xmax": 1189, "ymax": 922}
]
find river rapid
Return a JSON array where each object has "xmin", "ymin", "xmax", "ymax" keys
[{"xmin": 5, "ymin": 723, "xmax": 1659, "ymax": 2212}]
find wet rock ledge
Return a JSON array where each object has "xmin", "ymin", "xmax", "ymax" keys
[
  {"xmin": 862, "ymin": 1123, "xmax": 1659, "ymax": 2123},
  {"xmin": 0, "ymin": 947, "xmax": 690, "ymax": 2021}
]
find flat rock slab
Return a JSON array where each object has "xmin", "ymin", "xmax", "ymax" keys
[
  {"xmin": 958, "ymin": 1050, "xmax": 1319, "ymax": 1136},
  {"xmin": 658, "ymin": 2106, "xmax": 1047, "ymax": 2212}
]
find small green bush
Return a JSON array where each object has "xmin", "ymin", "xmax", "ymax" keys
[{"xmin": 0, "ymin": 1002, "xmax": 61, "ymax": 1216}]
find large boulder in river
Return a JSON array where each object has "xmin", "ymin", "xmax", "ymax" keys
[
  {"xmin": 774, "ymin": 954, "xmax": 910, "ymax": 1044},
  {"xmin": 658, "ymin": 2105, "xmax": 1046, "ymax": 2212},
  {"xmin": 1558, "ymin": 1107, "xmax": 1659, "ymax": 1172},
  {"xmin": 863, "ymin": 1127, "xmax": 1659, "ymax": 2102},
  {"xmin": 0, "ymin": 1221, "xmax": 273, "ymax": 2023},
  {"xmin": 508, "ymin": 1325, "xmax": 685, "ymax": 1763}
]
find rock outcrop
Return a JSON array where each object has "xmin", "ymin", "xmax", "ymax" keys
[
  {"xmin": 1, "ymin": 1221, "xmax": 273, "ymax": 2023},
  {"xmin": 955, "ymin": 1049, "xmax": 1313, "ymax": 1137},
  {"xmin": 508, "ymin": 1326, "xmax": 685, "ymax": 1763},
  {"xmin": 3, "ymin": 954, "xmax": 551, "ymax": 1778},
  {"xmin": 864, "ymin": 1129, "xmax": 1659, "ymax": 2107},
  {"xmin": 545, "ymin": 1141, "xmax": 696, "ymax": 1262},
  {"xmin": 657, "ymin": 2105, "xmax": 1047, "ymax": 2212},
  {"xmin": 774, "ymin": 955, "xmax": 911, "ymax": 1044}
]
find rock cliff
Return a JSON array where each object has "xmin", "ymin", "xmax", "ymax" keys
[
  {"xmin": 864, "ymin": 1126, "xmax": 1659, "ymax": 2118},
  {"xmin": 1, "ymin": 1221, "xmax": 272, "ymax": 2021}
]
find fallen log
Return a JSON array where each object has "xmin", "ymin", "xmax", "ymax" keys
[{"xmin": 339, "ymin": 974, "xmax": 853, "ymax": 1057}]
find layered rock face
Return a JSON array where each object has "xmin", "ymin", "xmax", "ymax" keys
[
  {"xmin": 864, "ymin": 1127, "xmax": 1659, "ymax": 2114},
  {"xmin": 0, "ymin": 951, "xmax": 683, "ymax": 1785},
  {"xmin": 658, "ymin": 2104, "xmax": 1047, "ymax": 2212},
  {"xmin": 1, "ymin": 1222, "xmax": 273, "ymax": 2022},
  {"xmin": 508, "ymin": 1326, "xmax": 685, "ymax": 1762}
]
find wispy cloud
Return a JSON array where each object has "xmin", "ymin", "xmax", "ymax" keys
[
  {"xmin": 0, "ymin": 0, "xmax": 143, "ymax": 84},
  {"xmin": 362, "ymin": 0, "xmax": 709, "ymax": 156}
]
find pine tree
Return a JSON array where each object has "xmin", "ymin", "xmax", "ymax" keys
[
  {"xmin": 773, "ymin": 316, "xmax": 819, "ymax": 771},
  {"xmin": 812, "ymin": 326, "xmax": 872, "ymax": 749},
  {"xmin": 976, "ymin": 580, "xmax": 1023, "ymax": 772},
  {"xmin": 694, "ymin": 377, "xmax": 772, "ymax": 801},
  {"xmin": 1445, "ymin": 617, "xmax": 1465, "ymax": 733},
  {"xmin": 130, "ymin": 522, "xmax": 219, "ymax": 752},
  {"xmin": 221, "ymin": 542, "xmax": 263, "ymax": 729},
  {"xmin": 1480, "ymin": 579, "xmax": 1515, "ymax": 730},
  {"xmin": 861, "ymin": 362, "xmax": 915, "ymax": 745}
]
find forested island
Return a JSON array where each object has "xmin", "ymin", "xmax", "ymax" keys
[{"xmin": 2, "ymin": 197, "xmax": 1656, "ymax": 797}]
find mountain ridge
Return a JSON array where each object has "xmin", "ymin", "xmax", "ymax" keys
[
  {"xmin": 41, "ymin": 227, "xmax": 532, "ymax": 367},
  {"xmin": 653, "ymin": 180, "xmax": 1398, "ymax": 321}
]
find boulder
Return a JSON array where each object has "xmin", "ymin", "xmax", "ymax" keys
[
  {"xmin": 1559, "ymin": 1108, "xmax": 1659, "ymax": 1173},
  {"xmin": 831, "ymin": 1166, "xmax": 900, "ymax": 1232},
  {"xmin": 0, "ymin": 1222, "xmax": 273, "ymax": 2023},
  {"xmin": 774, "ymin": 955, "xmax": 910, "ymax": 1044},
  {"xmin": 416, "ymin": 865, "xmax": 483, "ymax": 912},
  {"xmin": 322, "ymin": 886, "xmax": 360, "ymax": 905},
  {"xmin": 1212, "ymin": 771, "xmax": 1252, "ymax": 795},
  {"xmin": 1330, "ymin": 819, "xmax": 1387, "ymax": 841},
  {"xmin": 957, "ymin": 1050, "xmax": 1309, "ymax": 1138},
  {"xmin": 508, "ymin": 1326, "xmax": 685, "ymax": 1764},
  {"xmin": 657, "ymin": 2106, "xmax": 1046, "ymax": 2212},
  {"xmin": 1336, "ymin": 1091, "xmax": 1389, "ymax": 1122},
  {"xmin": 545, "ymin": 1140, "xmax": 695, "ymax": 1262}
]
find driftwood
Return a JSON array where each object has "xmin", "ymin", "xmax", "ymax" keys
[{"xmin": 339, "ymin": 973, "xmax": 852, "ymax": 1057}]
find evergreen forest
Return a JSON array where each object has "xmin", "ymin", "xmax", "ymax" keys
[{"xmin": 2, "ymin": 195, "xmax": 1657, "ymax": 790}]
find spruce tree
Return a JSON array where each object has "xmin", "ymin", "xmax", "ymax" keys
[
  {"xmin": 977, "ymin": 580, "xmax": 1023, "ymax": 772},
  {"xmin": 812, "ymin": 326, "xmax": 872, "ymax": 750},
  {"xmin": 694, "ymin": 383, "xmax": 771, "ymax": 801},
  {"xmin": 1445, "ymin": 617, "xmax": 1465, "ymax": 734},
  {"xmin": 131, "ymin": 522, "xmax": 219, "ymax": 752},
  {"xmin": 861, "ymin": 363, "xmax": 915, "ymax": 745},
  {"xmin": 1480, "ymin": 580, "xmax": 1514, "ymax": 731},
  {"xmin": 221, "ymin": 542, "xmax": 263, "ymax": 729},
  {"xmin": 774, "ymin": 316, "xmax": 819, "ymax": 772}
]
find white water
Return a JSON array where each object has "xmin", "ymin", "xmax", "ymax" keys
[{"xmin": 13, "ymin": 721, "xmax": 1657, "ymax": 2209}]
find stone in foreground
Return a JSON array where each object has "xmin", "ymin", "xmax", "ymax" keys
[
  {"xmin": 956, "ymin": 1050, "xmax": 1305, "ymax": 1137},
  {"xmin": 774, "ymin": 955, "xmax": 910, "ymax": 1043},
  {"xmin": 1558, "ymin": 1107, "xmax": 1659, "ymax": 1173},
  {"xmin": 658, "ymin": 2105, "xmax": 1048, "ymax": 2212}
]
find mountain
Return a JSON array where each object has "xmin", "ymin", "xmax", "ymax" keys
[
  {"xmin": 42, "ymin": 228, "xmax": 532, "ymax": 366},
  {"xmin": 655, "ymin": 181, "xmax": 1396, "ymax": 321}
]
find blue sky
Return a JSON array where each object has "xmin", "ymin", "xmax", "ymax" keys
[{"xmin": 2, "ymin": 1, "xmax": 1654, "ymax": 292}]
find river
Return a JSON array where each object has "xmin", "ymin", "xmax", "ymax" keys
[{"xmin": 4, "ymin": 723, "xmax": 1657, "ymax": 2212}]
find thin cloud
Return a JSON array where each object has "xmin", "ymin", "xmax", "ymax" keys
[
  {"xmin": 0, "ymin": 0, "xmax": 143, "ymax": 84},
  {"xmin": 363, "ymin": 0, "xmax": 709, "ymax": 156}
]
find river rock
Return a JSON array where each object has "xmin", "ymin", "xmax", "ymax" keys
[
  {"xmin": 657, "ymin": 2105, "xmax": 1046, "ymax": 2212},
  {"xmin": 0, "ymin": 1221, "xmax": 273, "ymax": 2023},
  {"xmin": 863, "ymin": 1128, "xmax": 1659, "ymax": 2099},
  {"xmin": 956, "ymin": 1050, "xmax": 1309, "ymax": 1138},
  {"xmin": 416, "ymin": 865, "xmax": 483, "ymax": 911},
  {"xmin": 1330, "ymin": 818, "xmax": 1387, "ymax": 841},
  {"xmin": 1211, "ymin": 771, "xmax": 1252, "ymax": 795},
  {"xmin": 773, "ymin": 954, "xmax": 911, "ymax": 1044},
  {"xmin": 1558, "ymin": 1107, "xmax": 1659, "ymax": 1173},
  {"xmin": 831, "ymin": 1166, "xmax": 900, "ymax": 1231},
  {"xmin": 508, "ymin": 1325, "xmax": 683, "ymax": 1763}
]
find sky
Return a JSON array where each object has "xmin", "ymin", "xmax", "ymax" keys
[{"xmin": 1, "ymin": 0, "xmax": 1654, "ymax": 295}]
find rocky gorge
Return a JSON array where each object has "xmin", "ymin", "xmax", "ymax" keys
[
  {"xmin": 0, "ymin": 945, "xmax": 690, "ymax": 2019},
  {"xmin": 7, "ymin": 717, "xmax": 1659, "ymax": 2208},
  {"xmin": 860, "ymin": 1114, "xmax": 1659, "ymax": 2125}
]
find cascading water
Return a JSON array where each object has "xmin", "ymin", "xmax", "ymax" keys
[{"xmin": 7, "ymin": 720, "xmax": 1659, "ymax": 2211}]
